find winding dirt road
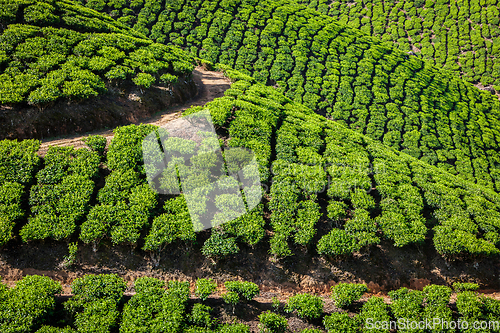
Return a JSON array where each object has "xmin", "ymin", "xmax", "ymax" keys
[{"xmin": 37, "ymin": 67, "xmax": 231, "ymax": 156}]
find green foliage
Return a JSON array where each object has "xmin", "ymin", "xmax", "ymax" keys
[
  {"xmin": 74, "ymin": 299, "xmax": 120, "ymax": 333},
  {"xmin": 83, "ymin": 135, "xmax": 107, "ymax": 156},
  {"xmin": 331, "ymin": 283, "xmax": 368, "ymax": 309},
  {"xmin": 120, "ymin": 277, "xmax": 186, "ymax": 333},
  {"xmin": 3, "ymin": 274, "xmax": 500, "ymax": 333},
  {"xmin": 80, "ymin": 168, "xmax": 157, "ymax": 249},
  {"xmin": 188, "ymin": 304, "xmax": 214, "ymax": 328},
  {"xmin": 357, "ymin": 296, "xmax": 391, "ymax": 333},
  {"xmin": 0, "ymin": 139, "xmax": 40, "ymax": 185},
  {"xmin": 95, "ymin": 0, "xmax": 500, "ymax": 194},
  {"xmin": 65, "ymin": 275, "xmax": 125, "ymax": 333},
  {"xmin": 272, "ymin": 296, "xmax": 280, "ymax": 312},
  {"xmin": 166, "ymin": 280, "xmax": 191, "ymax": 303},
  {"xmin": 201, "ymin": 230, "xmax": 239, "ymax": 260},
  {"xmin": 456, "ymin": 290, "xmax": 484, "ymax": 331},
  {"xmin": 0, "ymin": 275, "xmax": 62, "ymax": 333},
  {"xmin": 0, "ymin": 1, "xmax": 194, "ymax": 107},
  {"xmin": 22, "ymin": 147, "xmax": 99, "ymax": 242},
  {"xmin": 195, "ymin": 278, "xmax": 217, "ymax": 301},
  {"xmin": 63, "ymin": 242, "xmax": 78, "ymax": 268},
  {"xmin": 222, "ymin": 291, "xmax": 240, "ymax": 307},
  {"xmin": 143, "ymin": 195, "xmax": 195, "ymax": 264},
  {"xmin": 107, "ymin": 124, "xmax": 157, "ymax": 173},
  {"xmin": 323, "ymin": 312, "xmax": 357, "ymax": 333},
  {"xmin": 453, "ymin": 282, "xmax": 480, "ymax": 292},
  {"xmin": 258, "ymin": 311, "xmax": 288, "ymax": 333},
  {"xmin": 389, "ymin": 288, "xmax": 425, "ymax": 333},
  {"xmin": 224, "ymin": 281, "xmax": 260, "ymax": 301},
  {"xmin": 218, "ymin": 324, "xmax": 251, "ymax": 333},
  {"xmin": 132, "ymin": 72, "xmax": 155, "ymax": 89},
  {"xmin": 317, "ymin": 228, "xmax": 358, "ymax": 257},
  {"xmin": 36, "ymin": 326, "xmax": 77, "ymax": 333},
  {"xmin": 285, "ymin": 293, "xmax": 324, "ymax": 319},
  {"xmin": 422, "ymin": 285, "xmax": 453, "ymax": 333},
  {"xmin": 0, "ymin": 181, "xmax": 24, "ymax": 246},
  {"xmin": 65, "ymin": 274, "xmax": 126, "ymax": 312}
]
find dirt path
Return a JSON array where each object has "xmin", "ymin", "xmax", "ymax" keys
[{"xmin": 37, "ymin": 67, "xmax": 231, "ymax": 156}]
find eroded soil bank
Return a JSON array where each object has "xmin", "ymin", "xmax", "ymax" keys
[
  {"xmin": 1, "ymin": 231, "xmax": 499, "ymax": 296},
  {"xmin": 0, "ymin": 74, "xmax": 196, "ymax": 140}
]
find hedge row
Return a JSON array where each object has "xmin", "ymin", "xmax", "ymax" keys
[
  {"xmin": 0, "ymin": 0, "xmax": 195, "ymax": 108},
  {"xmin": 1, "ymin": 276, "xmax": 499, "ymax": 333},
  {"xmin": 303, "ymin": 0, "xmax": 500, "ymax": 91},
  {"xmin": 82, "ymin": 0, "xmax": 500, "ymax": 191},
  {"xmin": 21, "ymin": 146, "xmax": 100, "ymax": 242}
]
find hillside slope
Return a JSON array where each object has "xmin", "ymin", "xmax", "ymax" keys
[
  {"xmin": 3, "ymin": 69, "xmax": 500, "ymax": 263},
  {"xmin": 203, "ymin": 69, "xmax": 500, "ymax": 260},
  {"xmin": 0, "ymin": 0, "xmax": 197, "ymax": 138},
  {"xmin": 81, "ymin": 0, "xmax": 500, "ymax": 192}
]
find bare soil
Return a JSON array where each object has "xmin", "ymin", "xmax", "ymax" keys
[
  {"xmin": 1, "ymin": 229, "xmax": 499, "ymax": 298},
  {"xmin": 34, "ymin": 67, "xmax": 231, "ymax": 155}
]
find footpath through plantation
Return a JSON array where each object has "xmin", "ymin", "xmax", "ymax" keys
[{"xmin": 77, "ymin": 0, "xmax": 500, "ymax": 191}]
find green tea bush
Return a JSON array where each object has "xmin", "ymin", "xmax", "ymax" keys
[
  {"xmin": 0, "ymin": 275, "xmax": 62, "ymax": 333},
  {"xmin": 331, "ymin": 283, "xmax": 368, "ymax": 309},
  {"xmin": 22, "ymin": 147, "xmax": 99, "ymax": 242},
  {"xmin": 258, "ymin": 311, "xmax": 288, "ymax": 333},
  {"xmin": 0, "ymin": 0, "xmax": 195, "ymax": 107},
  {"xmin": 323, "ymin": 312, "xmax": 357, "ymax": 333},
  {"xmin": 219, "ymin": 324, "xmax": 251, "ymax": 333},
  {"xmin": 90, "ymin": 0, "xmax": 500, "ymax": 193},
  {"xmin": 201, "ymin": 231, "xmax": 240, "ymax": 260},
  {"xmin": 121, "ymin": 277, "xmax": 187, "ymax": 332},
  {"xmin": 285, "ymin": 293, "xmax": 324, "ymax": 319},
  {"xmin": 195, "ymin": 278, "xmax": 217, "ymax": 301},
  {"xmin": 453, "ymin": 282, "xmax": 480, "ymax": 292}
]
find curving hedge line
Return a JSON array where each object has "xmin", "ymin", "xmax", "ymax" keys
[
  {"xmin": 0, "ymin": 0, "xmax": 195, "ymax": 109},
  {"xmin": 79, "ymin": 0, "xmax": 500, "ymax": 191},
  {"xmin": 302, "ymin": 0, "xmax": 500, "ymax": 92}
]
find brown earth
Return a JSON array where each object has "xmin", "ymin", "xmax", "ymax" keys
[
  {"xmin": 33, "ymin": 67, "xmax": 231, "ymax": 155},
  {"xmin": 1, "ymin": 230, "xmax": 499, "ymax": 299}
]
